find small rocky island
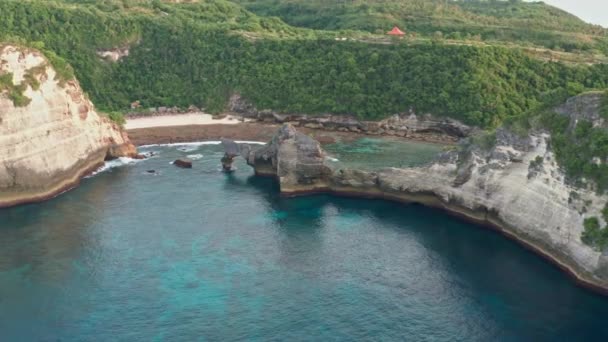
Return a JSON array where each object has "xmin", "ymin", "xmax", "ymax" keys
[{"xmin": 224, "ymin": 121, "xmax": 608, "ymax": 294}]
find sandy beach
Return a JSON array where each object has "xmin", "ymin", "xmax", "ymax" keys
[
  {"xmin": 124, "ymin": 113, "xmax": 242, "ymax": 130},
  {"xmin": 125, "ymin": 114, "xmax": 366, "ymax": 146}
]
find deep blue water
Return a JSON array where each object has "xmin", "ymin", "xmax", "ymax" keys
[{"xmin": 2, "ymin": 142, "xmax": 608, "ymax": 341}]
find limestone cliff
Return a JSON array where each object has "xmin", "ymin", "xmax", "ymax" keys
[
  {"xmin": 0, "ymin": 45, "xmax": 137, "ymax": 208},
  {"xmin": 231, "ymin": 123, "xmax": 608, "ymax": 293},
  {"xmin": 238, "ymin": 124, "xmax": 332, "ymax": 191}
]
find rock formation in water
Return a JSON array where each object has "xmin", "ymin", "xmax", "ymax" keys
[
  {"xmin": 228, "ymin": 94, "xmax": 472, "ymax": 143},
  {"xmin": 173, "ymin": 158, "xmax": 193, "ymax": 169},
  {"xmin": 227, "ymin": 117, "xmax": 608, "ymax": 293},
  {"xmin": 230, "ymin": 124, "xmax": 332, "ymax": 192},
  {"xmin": 220, "ymin": 139, "xmax": 240, "ymax": 171},
  {"xmin": 0, "ymin": 45, "xmax": 138, "ymax": 208}
]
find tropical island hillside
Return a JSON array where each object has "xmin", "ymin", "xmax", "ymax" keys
[
  {"xmin": 234, "ymin": 0, "xmax": 608, "ymax": 54},
  {"xmin": 0, "ymin": 0, "xmax": 607, "ymax": 129}
]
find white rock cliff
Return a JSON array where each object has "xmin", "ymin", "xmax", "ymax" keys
[{"xmin": 0, "ymin": 45, "xmax": 137, "ymax": 208}]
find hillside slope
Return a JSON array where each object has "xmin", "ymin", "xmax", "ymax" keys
[
  {"xmin": 233, "ymin": 0, "xmax": 608, "ymax": 52},
  {"xmin": 0, "ymin": 0, "xmax": 607, "ymax": 129}
]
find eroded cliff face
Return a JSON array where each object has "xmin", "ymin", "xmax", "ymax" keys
[
  {"xmin": 233, "ymin": 123, "xmax": 608, "ymax": 293},
  {"xmin": 0, "ymin": 45, "xmax": 137, "ymax": 208},
  {"xmin": 239, "ymin": 124, "xmax": 332, "ymax": 191}
]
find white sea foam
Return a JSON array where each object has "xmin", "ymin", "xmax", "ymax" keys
[
  {"xmin": 88, "ymin": 157, "xmax": 142, "ymax": 177},
  {"xmin": 138, "ymin": 140, "xmax": 265, "ymax": 149},
  {"xmin": 177, "ymin": 146, "xmax": 199, "ymax": 153},
  {"xmin": 187, "ymin": 154, "xmax": 204, "ymax": 160},
  {"xmin": 326, "ymin": 156, "xmax": 340, "ymax": 162}
]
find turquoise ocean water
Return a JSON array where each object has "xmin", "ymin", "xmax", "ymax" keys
[{"xmin": 1, "ymin": 140, "xmax": 608, "ymax": 341}]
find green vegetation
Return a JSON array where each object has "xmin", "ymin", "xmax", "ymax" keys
[
  {"xmin": 538, "ymin": 110, "xmax": 608, "ymax": 192},
  {"xmin": 0, "ymin": 71, "xmax": 31, "ymax": 107},
  {"xmin": 581, "ymin": 217, "xmax": 608, "ymax": 251},
  {"xmin": 581, "ymin": 204, "xmax": 608, "ymax": 251},
  {"xmin": 581, "ymin": 206, "xmax": 608, "ymax": 252},
  {"xmin": 106, "ymin": 111, "xmax": 126, "ymax": 126},
  {"xmin": 2, "ymin": 0, "xmax": 608, "ymax": 128},
  {"xmin": 233, "ymin": 0, "xmax": 608, "ymax": 53},
  {"xmin": 529, "ymin": 155, "xmax": 543, "ymax": 169}
]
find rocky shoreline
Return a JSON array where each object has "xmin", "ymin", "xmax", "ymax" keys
[
  {"xmin": 225, "ymin": 94, "xmax": 472, "ymax": 144},
  {"xmin": 223, "ymin": 124, "xmax": 608, "ymax": 295},
  {"xmin": 126, "ymin": 121, "xmax": 450, "ymax": 147},
  {"xmin": 124, "ymin": 95, "xmax": 473, "ymax": 146}
]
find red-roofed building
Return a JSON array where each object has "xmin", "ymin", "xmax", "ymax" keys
[{"xmin": 387, "ymin": 26, "xmax": 406, "ymax": 36}]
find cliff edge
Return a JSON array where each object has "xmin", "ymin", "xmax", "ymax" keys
[
  {"xmin": 229, "ymin": 122, "xmax": 608, "ymax": 294},
  {"xmin": 0, "ymin": 45, "xmax": 137, "ymax": 208}
]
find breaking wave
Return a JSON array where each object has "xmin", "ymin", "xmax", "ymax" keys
[
  {"xmin": 187, "ymin": 154, "xmax": 204, "ymax": 160},
  {"xmin": 88, "ymin": 157, "xmax": 143, "ymax": 177}
]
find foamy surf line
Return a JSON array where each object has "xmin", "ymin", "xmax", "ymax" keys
[
  {"xmin": 138, "ymin": 140, "xmax": 266, "ymax": 148},
  {"xmin": 187, "ymin": 154, "xmax": 204, "ymax": 160},
  {"xmin": 87, "ymin": 157, "xmax": 143, "ymax": 177}
]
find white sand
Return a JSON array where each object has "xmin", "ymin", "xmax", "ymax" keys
[{"xmin": 125, "ymin": 113, "xmax": 243, "ymax": 130}]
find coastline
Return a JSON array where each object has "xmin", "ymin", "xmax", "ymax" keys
[
  {"xmin": 14, "ymin": 114, "xmax": 605, "ymax": 296},
  {"xmin": 125, "ymin": 115, "xmax": 454, "ymax": 146},
  {"xmin": 206, "ymin": 120, "xmax": 608, "ymax": 297},
  {"xmin": 124, "ymin": 113, "xmax": 242, "ymax": 130}
]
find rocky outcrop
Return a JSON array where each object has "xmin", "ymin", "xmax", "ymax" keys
[
  {"xmin": 220, "ymin": 139, "xmax": 240, "ymax": 171},
  {"xmin": 231, "ymin": 124, "xmax": 332, "ymax": 192},
  {"xmin": 227, "ymin": 94, "xmax": 472, "ymax": 143},
  {"xmin": 233, "ymin": 123, "xmax": 608, "ymax": 294},
  {"xmin": 0, "ymin": 45, "xmax": 137, "ymax": 208},
  {"xmin": 555, "ymin": 91, "xmax": 606, "ymax": 129}
]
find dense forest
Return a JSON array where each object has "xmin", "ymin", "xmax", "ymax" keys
[{"xmin": 1, "ymin": 0, "xmax": 608, "ymax": 130}]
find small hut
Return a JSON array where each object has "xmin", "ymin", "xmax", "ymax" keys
[{"xmin": 387, "ymin": 26, "xmax": 406, "ymax": 36}]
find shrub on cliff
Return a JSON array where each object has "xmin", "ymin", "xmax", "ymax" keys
[
  {"xmin": 106, "ymin": 111, "xmax": 126, "ymax": 126},
  {"xmin": 539, "ymin": 109, "xmax": 608, "ymax": 193},
  {"xmin": 582, "ymin": 217, "xmax": 608, "ymax": 251}
]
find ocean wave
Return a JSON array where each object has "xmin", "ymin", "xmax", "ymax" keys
[
  {"xmin": 177, "ymin": 146, "xmax": 199, "ymax": 153},
  {"xmin": 88, "ymin": 157, "xmax": 143, "ymax": 177},
  {"xmin": 187, "ymin": 154, "xmax": 204, "ymax": 160},
  {"xmin": 138, "ymin": 140, "xmax": 265, "ymax": 149},
  {"xmin": 326, "ymin": 156, "xmax": 340, "ymax": 162}
]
